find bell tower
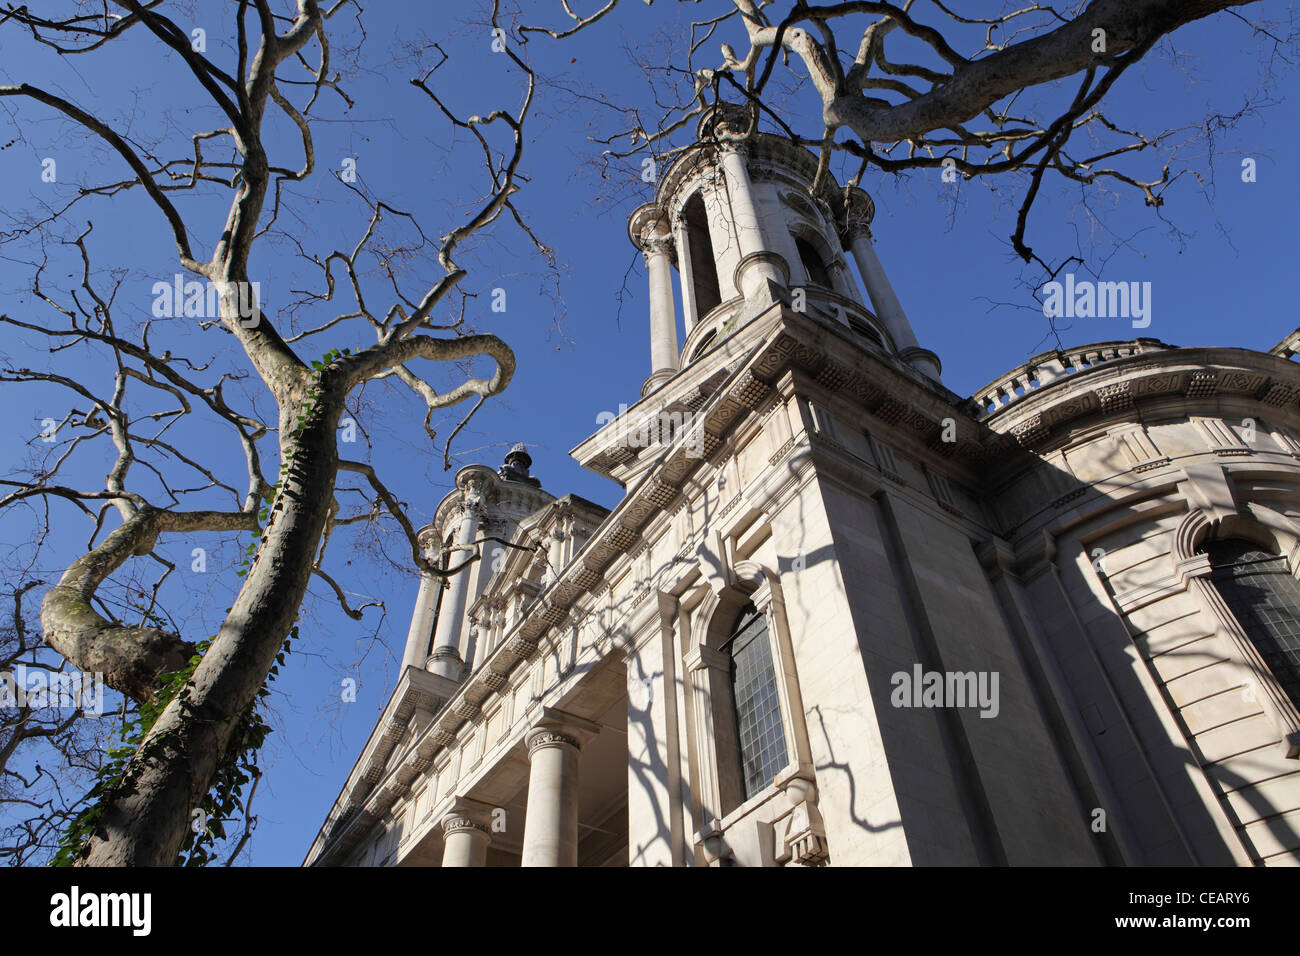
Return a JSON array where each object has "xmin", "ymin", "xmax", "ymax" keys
[
  {"xmin": 399, "ymin": 445, "xmax": 553, "ymax": 680},
  {"xmin": 627, "ymin": 104, "xmax": 942, "ymax": 398}
]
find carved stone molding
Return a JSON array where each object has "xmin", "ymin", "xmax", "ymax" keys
[
  {"xmin": 522, "ymin": 728, "xmax": 576, "ymax": 761},
  {"xmin": 442, "ymin": 816, "xmax": 488, "ymax": 836}
]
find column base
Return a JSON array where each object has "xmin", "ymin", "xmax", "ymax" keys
[
  {"xmin": 734, "ymin": 250, "xmax": 789, "ymax": 301},
  {"xmin": 899, "ymin": 346, "xmax": 942, "ymax": 383},
  {"xmin": 427, "ymin": 646, "xmax": 464, "ymax": 681},
  {"xmin": 641, "ymin": 367, "xmax": 677, "ymax": 397}
]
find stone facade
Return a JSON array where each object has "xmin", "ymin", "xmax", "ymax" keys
[{"xmin": 305, "ymin": 107, "xmax": 1300, "ymax": 867}]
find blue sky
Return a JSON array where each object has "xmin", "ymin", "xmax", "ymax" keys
[{"xmin": 0, "ymin": 2, "xmax": 1295, "ymax": 865}]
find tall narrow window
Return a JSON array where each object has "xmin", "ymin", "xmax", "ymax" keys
[
  {"xmin": 683, "ymin": 193, "xmax": 722, "ymax": 318},
  {"xmin": 1204, "ymin": 539, "xmax": 1300, "ymax": 707},
  {"xmin": 795, "ymin": 236, "xmax": 832, "ymax": 289},
  {"xmin": 725, "ymin": 603, "xmax": 788, "ymax": 799}
]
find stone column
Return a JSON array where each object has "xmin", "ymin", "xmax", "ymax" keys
[
  {"xmin": 401, "ymin": 572, "xmax": 437, "ymax": 670},
  {"xmin": 429, "ymin": 499, "xmax": 481, "ymax": 679},
  {"xmin": 717, "ymin": 142, "xmax": 783, "ymax": 298},
  {"xmin": 671, "ymin": 215, "xmax": 700, "ymax": 334},
  {"xmin": 440, "ymin": 798, "xmax": 493, "ymax": 867},
  {"xmin": 845, "ymin": 226, "xmax": 942, "ymax": 381},
  {"xmin": 847, "ymin": 227, "xmax": 916, "ymax": 350},
  {"xmin": 643, "ymin": 232, "xmax": 679, "ymax": 392},
  {"xmin": 520, "ymin": 711, "xmax": 599, "ymax": 866}
]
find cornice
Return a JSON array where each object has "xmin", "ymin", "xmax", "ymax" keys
[{"xmin": 982, "ymin": 345, "xmax": 1300, "ymax": 470}]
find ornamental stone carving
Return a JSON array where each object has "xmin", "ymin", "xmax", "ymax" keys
[
  {"xmin": 442, "ymin": 815, "xmax": 488, "ymax": 836},
  {"xmin": 526, "ymin": 729, "xmax": 580, "ymax": 756}
]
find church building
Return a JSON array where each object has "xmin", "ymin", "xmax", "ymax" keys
[{"xmin": 305, "ymin": 105, "xmax": 1300, "ymax": 867}]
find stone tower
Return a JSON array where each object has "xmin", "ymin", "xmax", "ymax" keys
[
  {"xmin": 399, "ymin": 446, "xmax": 553, "ymax": 681},
  {"xmin": 308, "ymin": 105, "xmax": 1300, "ymax": 868}
]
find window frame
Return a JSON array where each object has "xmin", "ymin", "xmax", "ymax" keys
[
  {"xmin": 1203, "ymin": 539, "xmax": 1300, "ymax": 711},
  {"xmin": 721, "ymin": 602, "xmax": 791, "ymax": 802},
  {"xmin": 1172, "ymin": 508, "xmax": 1300, "ymax": 758},
  {"xmin": 684, "ymin": 564, "xmax": 812, "ymax": 829}
]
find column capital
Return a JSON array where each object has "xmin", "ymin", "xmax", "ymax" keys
[
  {"xmin": 527, "ymin": 729, "xmax": 580, "ymax": 756},
  {"xmin": 629, "ymin": 202, "xmax": 671, "ymax": 253},
  {"xmin": 839, "ymin": 186, "xmax": 875, "ymax": 243},
  {"xmin": 641, "ymin": 233, "xmax": 675, "ymax": 259},
  {"xmin": 524, "ymin": 705, "xmax": 600, "ymax": 756},
  {"xmin": 716, "ymin": 136, "xmax": 750, "ymax": 159},
  {"xmin": 439, "ymin": 795, "xmax": 496, "ymax": 834},
  {"xmin": 841, "ymin": 218, "xmax": 873, "ymax": 245}
]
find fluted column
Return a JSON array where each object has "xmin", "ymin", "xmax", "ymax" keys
[
  {"xmin": 717, "ymin": 142, "xmax": 783, "ymax": 298},
  {"xmin": 521, "ymin": 711, "xmax": 599, "ymax": 866},
  {"xmin": 429, "ymin": 499, "xmax": 481, "ymax": 679},
  {"xmin": 440, "ymin": 798, "xmax": 493, "ymax": 867}
]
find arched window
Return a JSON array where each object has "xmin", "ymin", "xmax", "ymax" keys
[
  {"xmin": 682, "ymin": 193, "xmax": 722, "ymax": 318},
  {"xmin": 1203, "ymin": 539, "xmax": 1300, "ymax": 707},
  {"xmin": 724, "ymin": 603, "xmax": 788, "ymax": 800},
  {"xmin": 795, "ymin": 236, "xmax": 832, "ymax": 289}
]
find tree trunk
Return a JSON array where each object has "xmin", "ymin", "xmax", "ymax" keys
[{"xmin": 77, "ymin": 387, "xmax": 341, "ymax": 866}]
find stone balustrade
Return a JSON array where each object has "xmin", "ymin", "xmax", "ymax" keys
[{"xmin": 971, "ymin": 338, "xmax": 1172, "ymax": 419}]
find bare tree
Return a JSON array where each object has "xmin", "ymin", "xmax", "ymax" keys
[
  {"xmin": 0, "ymin": 1, "xmax": 554, "ymax": 865},
  {"xmin": 0, "ymin": 579, "xmax": 119, "ymax": 866},
  {"xmin": 521, "ymin": 0, "xmax": 1292, "ymax": 275}
]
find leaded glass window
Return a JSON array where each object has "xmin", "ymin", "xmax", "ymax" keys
[
  {"xmin": 725, "ymin": 604, "xmax": 788, "ymax": 800},
  {"xmin": 1204, "ymin": 539, "xmax": 1300, "ymax": 708}
]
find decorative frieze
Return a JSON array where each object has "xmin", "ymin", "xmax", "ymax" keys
[{"xmin": 768, "ymin": 436, "xmax": 796, "ymax": 465}]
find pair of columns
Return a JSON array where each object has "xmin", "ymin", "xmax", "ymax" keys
[
  {"xmin": 635, "ymin": 141, "xmax": 783, "ymax": 395},
  {"xmin": 439, "ymin": 711, "xmax": 598, "ymax": 867},
  {"xmin": 401, "ymin": 491, "xmax": 490, "ymax": 676}
]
